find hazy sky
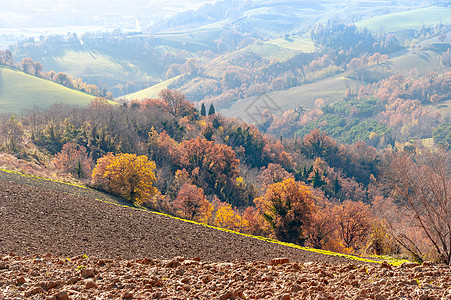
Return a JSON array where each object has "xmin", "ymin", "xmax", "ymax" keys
[{"xmin": 0, "ymin": 0, "xmax": 218, "ymax": 28}]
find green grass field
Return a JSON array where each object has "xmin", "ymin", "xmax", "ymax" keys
[
  {"xmin": 389, "ymin": 49, "xmax": 447, "ymax": 75},
  {"xmin": 40, "ymin": 47, "xmax": 160, "ymax": 81},
  {"xmin": 265, "ymin": 35, "xmax": 317, "ymax": 53},
  {"xmin": 121, "ymin": 75, "xmax": 181, "ymax": 101},
  {"xmin": 245, "ymin": 43, "xmax": 302, "ymax": 61},
  {"xmin": 221, "ymin": 74, "xmax": 358, "ymax": 122},
  {"xmin": 0, "ymin": 67, "xmax": 95, "ymax": 114},
  {"xmin": 357, "ymin": 6, "xmax": 451, "ymax": 33}
]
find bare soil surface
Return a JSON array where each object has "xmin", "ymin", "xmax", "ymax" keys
[
  {"xmin": 1, "ymin": 254, "xmax": 450, "ymax": 299},
  {"xmin": 1, "ymin": 170, "xmax": 451, "ymax": 299}
]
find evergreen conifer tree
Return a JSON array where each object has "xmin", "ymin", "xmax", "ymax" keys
[{"xmin": 208, "ymin": 103, "xmax": 216, "ymax": 116}]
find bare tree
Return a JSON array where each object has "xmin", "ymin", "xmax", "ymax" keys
[
  {"xmin": 386, "ymin": 149, "xmax": 451, "ymax": 264},
  {"xmin": 158, "ymin": 89, "xmax": 186, "ymax": 117},
  {"xmin": 334, "ymin": 200, "xmax": 372, "ymax": 250}
]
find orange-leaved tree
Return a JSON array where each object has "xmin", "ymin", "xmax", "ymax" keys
[
  {"xmin": 179, "ymin": 137, "xmax": 241, "ymax": 205},
  {"xmin": 172, "ymin": 183, "xmax": 213, "ymax": 222},
  {"xmin": 255, "ymin": 178, "xmax": 315, "ymax": 245},
  {"xmin": 307, "ymin": 204, "xmax": 337, "ymax": 249},
  {"xmin": 385, "ymin": 149, "xmax": 451, "ymax": 264},
  {"xmin": 92, "ymin": 153, "xmax": 157, "ymax": 203}
]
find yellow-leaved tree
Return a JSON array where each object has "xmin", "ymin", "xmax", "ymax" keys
[
  {"xmin": 92, "ymin": 153, "xmax": 157, "ymax": 203},
  {"xmin": 214, "ymin": 202, "xmax": 245, "ymax": 231},
  {"xmin": 254, "ymin": 178, "xmax": 315, "ymax": 245}
]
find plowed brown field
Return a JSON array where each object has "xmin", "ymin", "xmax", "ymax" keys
[{"xmin": 1, "ymin": 171, "xmax": 450, "ymax": 299}]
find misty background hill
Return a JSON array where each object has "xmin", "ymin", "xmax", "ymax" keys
[{"xmin": 1, "ymin": 0, "xmax": 450, "ymax": 120}]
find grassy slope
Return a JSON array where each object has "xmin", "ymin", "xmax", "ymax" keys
[
  {"xmin": 221, "ymin": 74, "xmax": 358, "ymax": 122},
  {"xmin": 357, "ymin": 6, "xmax": 451, "ymax": 33},
  {"xmin": 122, "ymin": 35, "xmax": 318, "ymax": 102},
  {"xmin": 0, "ymin": 67, "xmax": 95, "ymax": 114},
  {"xmin": 121, "ymin": 75, "xmax": 181, "ymax": 101},
  {"xmin": 154, "ymin": 26, "xmax": 223, "ymax": 52},
  {"xmin": 35, "ymin": 46, "xmax": 162, "ymax": 84},
  {"xmin": 388, "ymin": 49, "xmax": 451, "ymax": 116},
  {"xmin": 389, "ymin": 49, "xmax": 447, "ymax": 75},
  {"xmin": 221, "ymin": 48, "xmax": 450, "ymax": 122},
  {"xmin": 265, "ymin": 35, "xmax": 317, "ymax": 52}
]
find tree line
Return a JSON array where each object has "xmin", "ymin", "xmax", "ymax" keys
[{"xmin": 1, "ymin": 89, "xmax": 449, "ymax": 264}]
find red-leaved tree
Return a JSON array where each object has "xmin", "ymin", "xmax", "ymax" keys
[{"xmin": 53, "ymin": 142, "xmax": 93, "ymax": 179}]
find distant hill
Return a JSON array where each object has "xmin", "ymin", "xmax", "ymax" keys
[
  {"xmin": 121, "ymin": 76, "xmax": 181, "ymax": 101},
  {"xmin": 389, "ymin": 49, "xmax": 447, "ymax": 75},
  {"xmin": 9, "ymin": 1, "xmax": 450, "ymax": 119},
  {"xmin": 356, "ymin": 6, "xmax": 451, "ymax": 34},
  {"xmin": 121, "ymin": 36, "xmax": 317, "ymax": 102},
  {"xmin": 16, "ymin": 44, "xmax": 165, "ymax": 97},
  {"xmin": 221, "ymin": 74, "xmax": 357, "ymax": 122},
  {"xmin": 0, "ymin": 67, "xmax": 95, "ymax": 114}
]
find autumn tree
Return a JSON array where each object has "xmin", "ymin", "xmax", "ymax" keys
[
  {"xmin": 159, "ymin": 89, "xmax": 186, "ymax": 117},
  {"xmin": 33, "ymin": 61, "xmax": 43, "ymax": 77},
  {"xmin": 255, "ymin": 178, "xmax": 315, "ymax": 245},
  {"xmin": 0, "ymin": 49, "xmax": 13, "ymax": 65},
  {"xmin": 179, "ymin": 137, "xmax": 240, "ymax": 204},
  {"xmin": 147, "ymin": 127, "xmax": 180, "ymax": 167},
  {"xmin": 307, "ymin": 204, "xmax": 337, "ymax": 249},
  {"xmin": 172, "ymin": 183, "xmax": 213, "ymax": 222},
  {"xmin": 53, "ymin": 72, "xmax": 74, "ymax": 88},
  {"xmin": 214, "ymin": 201, "xmax": 244, "ymax": 231},
  {"xmin": 385, "ymin": 149, "xmax": 451, "ymax": 264},
  {"xmin": 92, "ymin": 153, "xmax": 158, "ymax": 203},
  {"xmin": 242, "ymin": 206, "xmax": 271, "ymax": 236},
  {"xmin": 301, "ymin": 129, "xmax": 338, "ymax": 160},
  {"xmin": 365, "ymin": 221, "xmax": 400, "ymax": 256},
  {"xmin": 21, "ymin": 58, "xmax": 35, "ymax": 75},
  {"xmin": 53, "ymin": 142, "xmax": 93, "ymax": 178},
  {"xmin": 334, "ymin": 200, "xmax": 372, "ymax": 250},
  {"xmin": 0, "ymin": 115, "xmax": 24, "ymax": 153},
  {"xmin": 258, "ymin": 163, "xmax": 294, "ymax": 190}
]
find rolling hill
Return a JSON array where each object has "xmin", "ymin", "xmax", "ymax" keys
[
  {"xmin": 356, "ymin": 6, "xmax": 451, "ymax": 34},
  {"xmin": 121, "ymin": 75, "xmax": 181, "ymax": 101},
  {"xmin": 0, "ymin": 67, "xmax": 95, "ymax": 114},
  {"xmin": 8, "ymin": 1, "xmax": 450, "ymax": 121},
  {"xmin": 121, "ymin": 34, "xmax": 319, "ymax": 103},
  {"xmin": 23, "ymin": 45, "xmax": 164, "ymax": 95},
  {"xmin": 221, "ymin": 74, "xmax": 358, "ymax": 122},
  {"xmin": 388, "ymin": 49, "xmax": 447, "ymax": 75}
]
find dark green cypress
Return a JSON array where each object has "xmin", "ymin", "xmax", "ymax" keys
[{"xmin": 208, "ymin": 103, "xmax": 215, "ymax": 116}]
